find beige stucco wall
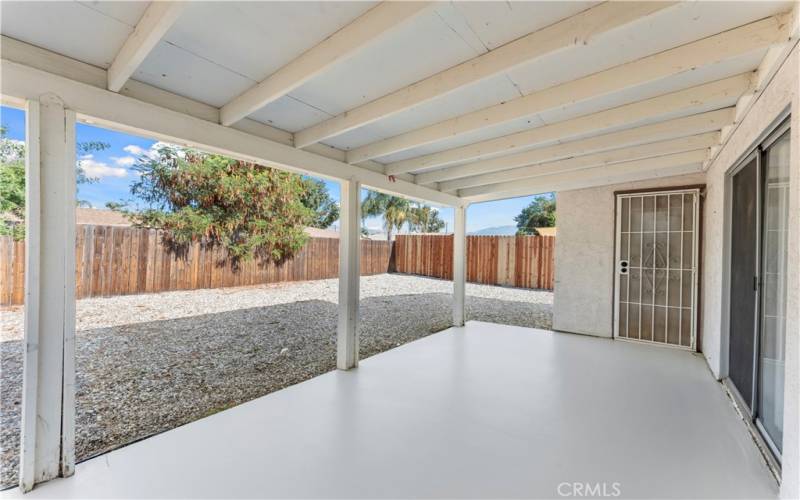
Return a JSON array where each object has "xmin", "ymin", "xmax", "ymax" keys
[
  {"xmin": 552, "ymin": 172, "xmax": 705, "ymax": 338},
  {"xmin": 702, "ymin": 45, "xmax": 798, "ymax": 499},
  {"xmin": 553, "ymin": 45, "xmax": 798, "ymax": 498}
]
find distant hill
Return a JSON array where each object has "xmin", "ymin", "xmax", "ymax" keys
[{"xmin": 469, "ymin": 225, "xmax": 517, "ymax": 236}]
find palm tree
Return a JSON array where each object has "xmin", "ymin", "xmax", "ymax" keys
[
  {"xmin": 361, "ymin": 191, "xmax": 411, "ymax": 241},
  {"xmin": 408, "ymin": 202, "xmax": 445, "ymax": 233}
]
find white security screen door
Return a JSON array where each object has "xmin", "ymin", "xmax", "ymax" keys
[{"xmin": 614, "ymin": 189, "xmax": 700, "ymax": 349}]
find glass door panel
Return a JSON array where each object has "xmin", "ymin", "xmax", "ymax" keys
[{"xmin": 757, "ymin": 130, "xmax": 790, "ymax": 453}]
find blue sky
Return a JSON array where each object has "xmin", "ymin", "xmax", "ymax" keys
[{"xmin": 1, "ymin": 105, "xmax": 545, "ymax": 232}]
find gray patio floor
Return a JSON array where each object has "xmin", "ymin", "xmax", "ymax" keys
[{"xmin": 1, "ymin": 321, "xmax": 776, "ymax": 499}]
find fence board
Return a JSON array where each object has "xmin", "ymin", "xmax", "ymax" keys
[
  {"xmin": 395, "ymin": 234, "xmax": 555, "ymax": 291},
  {"xmin": 0, "ymin": 226, "xmax": 395, "ymax": 305}
]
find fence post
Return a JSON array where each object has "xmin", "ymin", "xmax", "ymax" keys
[
  {"xmin": 19, "ymin": 96, "xmax": 77, "ymax": 491},
  {"xmin": 337, "ymin": 178, "xmax": 360, "ymax": 370},
  {"xmin": 453, "ymin": 205, "xmax": 468, "ymax": 327}
]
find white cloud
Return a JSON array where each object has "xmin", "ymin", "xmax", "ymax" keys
[
  {"xmin": 123, "ymin": 144, "xmax": 145, "ymax": 155},
  {"xmin": 112, "ymin": 156, "xmax": 136, "ymax": 167},
  {"xmin": 79, "ymin": 159, "xmax": 127, "ymax": 179}
]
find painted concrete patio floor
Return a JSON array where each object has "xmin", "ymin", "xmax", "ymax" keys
[{"xmin": 1, "ymin": 322, "xmax": 775, "ymax": 499}]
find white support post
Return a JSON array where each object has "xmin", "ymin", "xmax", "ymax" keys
[
  {"xmin": 337, "ymin": 178, "xmax": 361, "ymax": 370},
  {"xmin": 19, "ymin": 95, "xmax": 77, "ymax": 491},
  {"xmin": 453, "ymin": 205, "xmax": 467, "ymax": 328}
]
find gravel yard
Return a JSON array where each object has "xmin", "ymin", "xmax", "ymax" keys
[{"xmin": 0, "ymin": 273, "xmax": 551, "ymax": 488}]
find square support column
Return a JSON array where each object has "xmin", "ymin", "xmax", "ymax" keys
[
  {"xmin": 19, "ymin": 96, "xmax": 77, "ymax": 491},
  {"xmin": 337, "ymin": 178, "xmax": 361, "ymax": 369},
  {"xmin": 453, "ymin": 205, "xmax": 467, "ymax": 327}
]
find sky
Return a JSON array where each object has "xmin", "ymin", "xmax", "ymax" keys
[{"xmin": 1, "ymin": 105, "xmax": 546, "ymax": 233}]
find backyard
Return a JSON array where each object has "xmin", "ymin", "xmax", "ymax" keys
[{"xmin": 0, "ymin": 273, "xmax": 552, "ymax": 488}]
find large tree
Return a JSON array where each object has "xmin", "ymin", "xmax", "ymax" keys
[
  {"xmin": 300, "ymin": 177, "xmax": 338, "ymax": 229},
  {"xmin": 117, "ymin": 145, "xmax": 312, "ymax": 263},
  {"xmin": 514, "ymin": 194, "xmax": 556, "ymax": 235},
  {"xmin": 0, "ymin": 126, "xmax": 107, "ymax": 239}
]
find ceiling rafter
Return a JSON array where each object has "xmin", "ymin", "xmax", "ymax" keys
[
  {"xmin": 391, "ymin": 73, "xmax": 752, "ymax": 178},
  {"xmin": 349, "ymin": 12, "xmax": 790, "ymax": 167},
  {"xmin": 418, "ymin": 108, "xmax": 733, "ymax": 186},
  {"xmin": 292, "ymin": 1, "xmax": 676, "ymax": 149},
  {"xmin": 460, "ymin": 149, "xmax": 708, "ymax": 202},
  {"xmin": 220, "ymin": 1, "xmax": 433, "ymax": 127},
  {"xmin": 441, "ymin": 132, "xmax": 719, "ymax": 192},
  {"xmin": 107, "ymin": 1, "xmax": 186, "ymax": 92}
]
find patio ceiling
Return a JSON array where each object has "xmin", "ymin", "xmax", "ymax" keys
[{"xmin": 0, "ymin": 0, "xmax": 797, "ymax": 205}]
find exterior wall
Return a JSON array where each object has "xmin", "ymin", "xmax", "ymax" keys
[
  {"xmin": 553, "ymin": 46, "xmax": 798, "ymax": 498},
  {"xmin": 702, "ymin": 45, "xmax": 798, "ymax": 499},
  {"xmin": 553, "ymin": 172, "xmax": 705, "ymax": 337}
]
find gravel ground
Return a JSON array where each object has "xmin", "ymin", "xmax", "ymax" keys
[{"xmin": 0, "ymin": 274, "xmax": 552, "ymax": 488}]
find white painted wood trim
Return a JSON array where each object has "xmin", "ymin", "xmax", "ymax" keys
[
  {"xmin": 453, "ymin": 206, "xmax": 467, "ymax": 328},
  {"xmin": 417, "ymin": 108, "xmax": 733, "ymax": 185},
  {"xmin": 222, "ymin": 1, "xmax": 432, "ymax": 127},
  {"xmin": 19, "ymin": 99, "xmax": 41, "ymax": 493},
  {"xmin": 460, "ymin": 149, "xmax": 708, "ymax": 202},
  {"xmin": 440, "ymin": 132, "xmax": 720, "ymax": 192},
  {"xmin": 337, "ymin": 179, "xmax": 361, "ymax": 369},
  {"xmin": 388, "ymin": 73, "xmax": 752, "ymax": 176},
  {"xmin": 350, "ymin": 13, "xmax": 790, "ymax": 165},
  {"xmin": 0, "ymin": 58, "xmax": 461, "ymax": 207},
  {"xmin": 294, "ymin": 1, "xmax": 675, "ymax": 147},
  {"xmin": 60, "ymin": 109, "xmax": 77, "ymax": 478},
  {"xmin": 107, "ymin": 1, "xmax": 186, "ymax": 92},
  {"xmin": 18, "ymin": 95, "xmax": 77, "ymax": 491}
]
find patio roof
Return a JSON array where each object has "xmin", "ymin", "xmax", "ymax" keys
[
  {"xmin": 0, "ymin": 323, "xmax": 777, "ymax": 499},
  {"xmin": 0, "ymin": 1, "xmax": 797, "ymax": 204}
]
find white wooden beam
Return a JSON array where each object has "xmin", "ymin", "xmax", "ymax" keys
[
  {"xmin": 419, "ymin": 108, "xmax": 733, "ymax": 185},
  {"xmin": 221, "ymin": 1, "xmax": 432, "ymax": 127},
  {"xmin": 704, "ymin": 6, "xmax": 800, "ymax": 170},
  {"xmin": 19, "ymin": 96, "xmax": 77, "ymax": 491},
  {"xmin": 460, "ymin": 149, "xmax": 708, "ymax": 201},
  {"xmin": 107, "ymin": 1, "xmax": 186, "ymax": 92},
  {"xmin": 337, "ymin": 178, "xmax": 361, "ymax": 369},
  {"xmin": 416, "ymin": 107, "xmax": 734, "ymax": 186},
  {"xmin": 0, "ymin": 35, "xmax": 399, "ymax": 173},
  {"xmin": 0, "ymin": 58, "xmax": 461, "ymax": 207},
  {"xmin": 349, "ymin": 13, "xmax": 790, "ymax": 165},
  {"xmin": 389, "ymin": 73, "xmax": 752, "ymax": 176},
  {"xmin": 293, "ymin": 1, "xmax": 676, "ymax": 148},
  {"xmin": 452, "ymin": 205, "xmax": 467, "ymax": 328},
  {"xmin": 439, "ymin": 132, "xmax": 720, "ymax": 192}
]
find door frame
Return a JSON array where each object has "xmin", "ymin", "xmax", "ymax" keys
[{"xmin": 612, "ymin": 185, "xmax": 704, "ymax": 351}]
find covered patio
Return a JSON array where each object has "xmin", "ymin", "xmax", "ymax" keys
[
  {"xmin": 0, "ymin": 322, "xmax": 777, "ymax": 499},
  {"xmin": 1, "ymin": 1, "xmax": 798, "ymax": 498}
]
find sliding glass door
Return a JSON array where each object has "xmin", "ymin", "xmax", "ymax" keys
[
  {"xmin": 727, "ymin": 120, "xmax": 790, "ymax": 461},
  {"xmin": 756, "ymin": 128, "xmax": 790, "ymax": 454}
]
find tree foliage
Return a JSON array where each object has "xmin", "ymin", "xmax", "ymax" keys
[
  {"xmin": 299, "ymin": 177, "xmax": 339, "ymax": 229},
  {"xmin": 116, "ymin": 146, "xmax": 313, "ymax": 263},
  {"xmin": 514, "ymin": 194, "xmax": 556, "ymax": 235},
  {"xmin": 0, "ymin": 126, "xmax": 107, "ymax": 239},
  {"xmin": 361, "ymin": 192, "xmax": 446, "ymax": 240},
  {"xmin": 408, "ymin": 202, "xmax": 445, "ymax": 233},
  {"xmin": 361, "ymin": 191, "xmax": 410, "ymax": 241}
]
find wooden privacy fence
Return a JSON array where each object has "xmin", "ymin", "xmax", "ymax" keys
[
  {"xmin": 0, "ymin": 225, "xmax": 393, "ymax": 306},
  {"xmin": 394, "ymin": 234, "xmax": 555, "ymax": 290}
]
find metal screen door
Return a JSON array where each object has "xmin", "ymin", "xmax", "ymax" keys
[{"xmin": 614, "ymin": 189, "xmax": 699, "ymax": 349}]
